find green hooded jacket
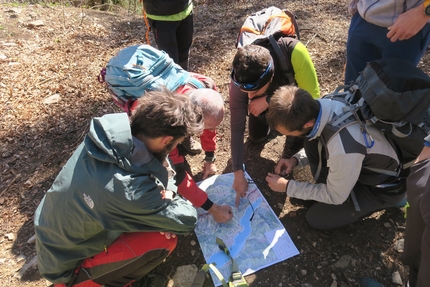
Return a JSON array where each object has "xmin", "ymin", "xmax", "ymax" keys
[{"xmin": 34, "ymin": 113, "xmax": 197, "ymax": 284}]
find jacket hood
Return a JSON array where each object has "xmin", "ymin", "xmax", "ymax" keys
[{"xmin": 84, "ymin": 113, "xmax": 133, "ymax": 168}]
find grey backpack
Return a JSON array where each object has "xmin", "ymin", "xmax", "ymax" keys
[{"xmin": 322, "ymin": 59, "xmax": 430, "ymax": 176}]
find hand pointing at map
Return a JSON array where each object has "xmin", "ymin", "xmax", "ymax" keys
[{"xmin": 208, "ymin": 203, "xmax": 233, "ymax": 223}]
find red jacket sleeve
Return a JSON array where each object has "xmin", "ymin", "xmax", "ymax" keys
[
  {"xmin": 177, "ymin": 172, "xmax": 208, "ymax": 207},
  {"xmin": 200, "ymin": 129, "xmax": 216, "ymax": 153},
  {"xmin": 168, "ymin": 147, "xmax": 185, "ymax": 165}
]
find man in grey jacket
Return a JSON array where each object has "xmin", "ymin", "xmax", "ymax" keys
[
  {"xmin": 345, "ymin": 0, "xmax": 430, "ymax": 83},
  {"xmin": 34, "ymin": 89, "xmax": 203, "ymax": 286},
  {"xmin": 264, "ymin": 86, "xmax": 406, "ymax": 230}
]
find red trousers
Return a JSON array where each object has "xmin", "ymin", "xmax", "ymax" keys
[{"xmin": 54, "ymin": 232, "xmax": 177, "ymax": 287}]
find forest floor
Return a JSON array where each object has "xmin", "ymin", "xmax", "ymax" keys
[{"xmin": 1, "ymin": 0, "xmax": 429, "ymax": 286}]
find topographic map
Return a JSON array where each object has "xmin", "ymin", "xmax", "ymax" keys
[{"xmin": 195, "ymin": 172, "xmax": 299, "ymax": 286}]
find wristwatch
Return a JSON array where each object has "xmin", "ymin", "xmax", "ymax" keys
[{"xmin": 425, "ymin": 0, "xmax": 430, "ymax": 16}]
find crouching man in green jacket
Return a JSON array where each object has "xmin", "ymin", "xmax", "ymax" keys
[{"xmin": 34, "ymin": 89, "xmax": 204, "ymax": 287}]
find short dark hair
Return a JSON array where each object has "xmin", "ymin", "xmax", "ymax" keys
[
  {"xmin": 232, "ymin": 45, "xmax": 272, "ymax": 84},
  {"xmin": 130, "ymin": 88, "xmax": 204, "ymax": 139},
  {"xmin": 267, "ymin": 86, "xmax": 320, "ymax": 131}
]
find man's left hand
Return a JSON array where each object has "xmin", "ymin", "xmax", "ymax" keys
[
  {"xmin": 248, "ymin": 96, "xmax": 269, "ymax": 117},
  {"xmin": 266, "ymin": 173, "xmax": 288, "ymax": 192},
  {"xmin": 387, "ymin": 5, "xmax": 429, "ymax": 42},
  {"xmin": 202, "ymin": 161, "xmax": 217, "ymax": 179}
]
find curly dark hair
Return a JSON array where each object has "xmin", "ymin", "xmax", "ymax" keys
[
  {"xmin": 267, "ymin": 85, "xmax": 320, "ymax": 132},
  {"xmin": 130, "ymin": 88, "xmax": 204, "ymax": 139},
  {"xmin": 232, "ymin": 45, "xmax": 272, "ymax": 84}
]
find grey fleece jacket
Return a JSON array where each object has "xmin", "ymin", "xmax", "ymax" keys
[
  {"xmin": 349, "ymin": 0, "xmax": 424, "ymax": 27},
  {"xmin": 287, "ymin": 99, "xmax": 400, "ymax": 205}
]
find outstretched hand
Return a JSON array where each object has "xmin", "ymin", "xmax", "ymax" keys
[
  {"xmin": 208, "ymin": 203, "xmax": 233, "ymax": 223},
  {"xmin": 233, "ymin": 170, "xmax": 248, "ymax": 207},
  {"xmin": 274, "ymin": 158, "xmax": 297, "ymax": 175},
  {"xmin": 266, "ymin": 173, "xmax": 288, "ymax": 192}
]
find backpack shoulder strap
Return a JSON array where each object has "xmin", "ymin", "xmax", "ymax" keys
[
  {"xmin": 216, "ymin": 237, "xmax": 248, "ymax": 287},
  {"xmin": 191, "ymin": 238, "xmax": 248, "ymax": 287},
  {"xmin": 187, "ymin": 76, "xmax": 206, "ymax": 89},
  {"xmin": 283, "ymin": 9, "xmax": 300, "ymax": 40},
  {"xmin": 268, "ymin": 35, "xmax": 296, "ymax": 85}
]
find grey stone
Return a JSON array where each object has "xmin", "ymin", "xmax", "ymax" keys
[
  {"xmin": 167, "ymin": 264, "xmax": 198, "ymax": 287},
  {"xmin": 333, "ymin": 255, "xmax": 352, "ymax": 268},
  {"xmin": 392, "ymin": 271, "xmax": 403, "ymax": 285},
  {"xmin": 43, "ymin": 94, "xmax": 61, "ymax": 104},
  {"xmin": 394, "ymin": 239, "xmax": 404, "ymax": 252}
]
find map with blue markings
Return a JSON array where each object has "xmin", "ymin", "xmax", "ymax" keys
[{"xmin": 195, "ymin": 172, "xmax": 300, "ymax": 287}]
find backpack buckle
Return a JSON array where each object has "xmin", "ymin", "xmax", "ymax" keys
[{"xmin": 230, "ymin": 272, "xmax": 248, "ymax": 287}]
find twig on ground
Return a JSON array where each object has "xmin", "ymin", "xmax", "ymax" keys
[
  {"xmin": 0, "ymin": 174, "xmax": 21, "ymax": 197},
  {"xmin": 343, "ymin": 272, "xmax": 353, "ymax": 287},
  {"xmin": 305, "ymin": 33, "xmax": 318, "ymax": 47}
]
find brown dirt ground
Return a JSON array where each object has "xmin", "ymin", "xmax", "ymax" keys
[{"xmin": 1, "ymin": 1, "xmax": 429, "ymax": 286}]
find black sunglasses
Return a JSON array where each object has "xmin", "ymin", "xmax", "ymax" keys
[{"xmin": 231, "ymin": 61, "xmax": 273, "ymax": 91}]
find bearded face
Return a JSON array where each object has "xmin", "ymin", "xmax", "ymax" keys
[{"xmin": 152, "ymin": 138, "xmax": 177, "ymax": 163}]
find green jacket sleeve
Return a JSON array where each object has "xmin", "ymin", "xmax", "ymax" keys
[
  {"xmin": 291, "ymin": 41, "xmax": 320, "ymax": 99},
  {"xmin": 94, "ymin": 173, "xmax": 198, "ymax": 235}
]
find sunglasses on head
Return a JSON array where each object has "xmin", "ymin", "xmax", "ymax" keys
[{"xmin": 230, "ymin": 61, "xmax": 273, "ymax": 91}]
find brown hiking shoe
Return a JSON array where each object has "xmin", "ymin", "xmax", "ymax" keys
[{"xmin": 181, "ymin": 136, "xmax": 202, "ymax": 155}]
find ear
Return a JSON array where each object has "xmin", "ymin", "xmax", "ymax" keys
[
  {"xmin": 303, "ymin": 119, "xmax": 316, "ymax": 129},
  {"xmin": 160, "ymin": 136, "xmax": 174, "ymax": 147}
]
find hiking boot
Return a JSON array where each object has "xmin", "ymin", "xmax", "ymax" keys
[{"xmin": 181, "ymin": 136, "xmax": 202, "ymax": 155}]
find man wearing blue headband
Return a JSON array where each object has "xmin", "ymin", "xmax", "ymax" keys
[{"xmin": 229, "ymin": 41, "xmax": 320, "ymax": 205}]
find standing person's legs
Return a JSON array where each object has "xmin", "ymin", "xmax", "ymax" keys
[
  {"xmin": 175, "ymin": 13, "xmax": 194, "ymax": 70},
  {"xmin": 54, "ymin": 232, "xmax": 177, "ymax": 287},
  {"xmin": 148, "ymin": 19, "xmax": 180, "ymax": 64},
  {"xmin": 305, "ymin": 182, "xmax": 406, "ymax": 230},
  {"xmin": 345, "ymin": 13, "xmax": 383, "ymax": 84},
  {"xmin": 346, "ymin": 14, "xmax": 430, "ymax": 84}
]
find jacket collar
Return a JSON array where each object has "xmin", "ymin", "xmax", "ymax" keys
[
  {"xmin": 307, "ymin": 99, "xmax": 334, "ymax": 140},
  {"xmin": 130, "ymin": 136, "xmax": 155, "ymax": 167}
]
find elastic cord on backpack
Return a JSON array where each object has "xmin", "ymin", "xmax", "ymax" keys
[{"xmin": 140, "ymin": 0, "xmax": 151, "ymax": 45}]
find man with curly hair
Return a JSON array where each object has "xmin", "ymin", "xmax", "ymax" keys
[{"xmin": 35, "ymin": 89, "xmax": 203, "ymax": 287}]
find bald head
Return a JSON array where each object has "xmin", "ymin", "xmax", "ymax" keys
[{"xmin": 188, "ymin": 88, "xmax": 225, "ymax": 130}]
